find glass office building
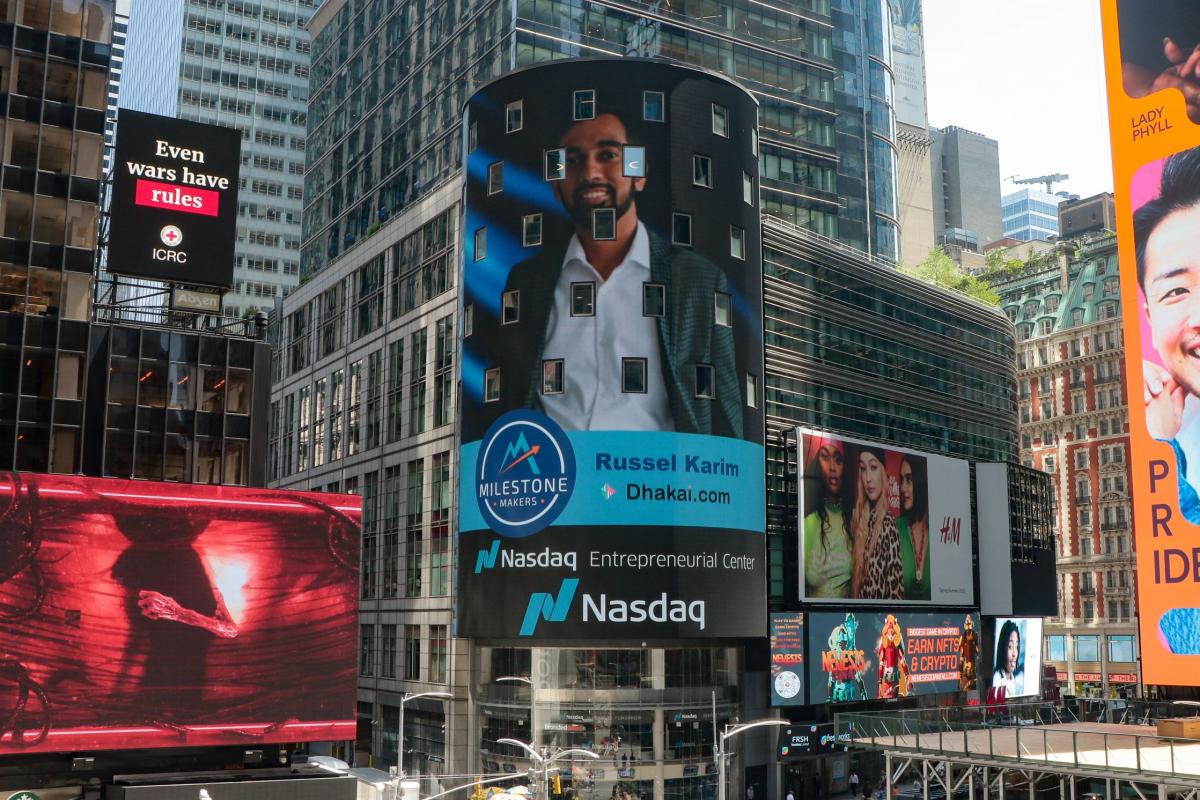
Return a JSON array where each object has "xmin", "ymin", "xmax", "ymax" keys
[
  {"xmin": 0, "ymin": 0, "xmax": 272, "ymax": 483},
  {"xmin": 301, "ymin": 0, "xmax": 899, "ymax": 284}
]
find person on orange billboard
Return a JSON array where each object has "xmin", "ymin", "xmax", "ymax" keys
[
  {"xmin": 1135, "ymin": 146, "xmax": 1200, "ymax": 522},
  {"xmin": 876, "ymin": 614, "xmax": 910, "ymax": 699},
  {"xmin": 1117, "ymin": 2, "xmax": 1200, "ymax": 123}
]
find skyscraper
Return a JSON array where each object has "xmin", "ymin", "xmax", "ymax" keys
[
  {"xmin": 1001, "ymin": 186, "xmax": 1064, "ymax": 243},
  {"xmin": 117, "ymin": 0, "xmax": 313, "ymax": 317},
  {"xmin": 930, "ymin": 125, "xmax": 1003, "ymax": 248}
]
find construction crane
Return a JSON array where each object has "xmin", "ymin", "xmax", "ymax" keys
[{"xmin": 1008, "ymin": 173, "xmax": 1070, "ymax": 194}]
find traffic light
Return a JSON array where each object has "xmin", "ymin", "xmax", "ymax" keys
[{"xmin": 553, "ymin": 775, "xmax": 563, "ymax": 796}]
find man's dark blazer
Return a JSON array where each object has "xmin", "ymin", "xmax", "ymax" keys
[{"xmin": 489, "ymin": 229, "xmax": 743, "ymax": 438}]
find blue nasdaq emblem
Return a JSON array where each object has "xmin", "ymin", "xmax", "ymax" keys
[{"xmin": 476, "ymin": 410, "xmax": 576, "ymax": 537}]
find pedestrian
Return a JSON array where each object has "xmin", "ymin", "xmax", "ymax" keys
[
  {"xmin": 849, "ymin": 771, "xmax": 860, "ymax": 797},
  {"xmin": 786, "ymin": 789, "xmax": 795, "ymax": 800}
]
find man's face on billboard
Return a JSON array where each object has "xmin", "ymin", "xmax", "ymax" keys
[
  {"xmin": 554, "ymin": 113, "xmax": 645, "ymax": 230},
  {"xmin": 1144, "ymin": 203, "xmax": 1200, "ymax": 398}
]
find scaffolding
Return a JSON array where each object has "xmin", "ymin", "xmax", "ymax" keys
[{"xmin": 836, "ymin": 702, "xmax": 1200, "ymax": 800}]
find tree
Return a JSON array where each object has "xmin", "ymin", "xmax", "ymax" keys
[
  {"xmin": 984, "ymin": 247, "xmax": 1025, "ymax": 274},
  {"xmin": 900, "ymin": 247, "xmax": 1001, "ymax": 306}
]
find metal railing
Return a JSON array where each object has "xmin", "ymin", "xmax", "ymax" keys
[{"xmin": 835, "ymin": 701, "xmax": 1200, "ymax": 783}]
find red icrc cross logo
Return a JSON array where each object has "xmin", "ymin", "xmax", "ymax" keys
[{"xmin": 160, "ymin": 225, "xmax": 183, "ymax": 247}]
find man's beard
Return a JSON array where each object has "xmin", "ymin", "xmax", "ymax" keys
[{"xmin": 566, "ymin": 183, "xmax": 636, "ymax": 230}]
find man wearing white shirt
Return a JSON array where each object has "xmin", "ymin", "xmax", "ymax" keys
[{"xmin": 487, "ymin": 111, "xmax": 743, "ymax": 438}]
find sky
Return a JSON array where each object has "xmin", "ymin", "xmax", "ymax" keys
[{"xmin": 922, "ymin": 0, "xmax": 1114, "ymax": 198}]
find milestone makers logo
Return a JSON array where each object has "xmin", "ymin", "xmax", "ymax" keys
[{"xmin": 476, "ymin": 411, "xmax": 575, "ymax": 537}]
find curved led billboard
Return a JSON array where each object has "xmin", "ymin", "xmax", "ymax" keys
[
  {"xmin": 457, "ymin": 59, "xmax": 765, "ymax": 639},
  {"xmin": 0, "ymin": 473, "xmax": 359, "ymax": 754}
]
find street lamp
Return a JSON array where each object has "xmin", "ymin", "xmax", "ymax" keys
[
  {"xmin": 397, "ymin": 691, "xmax": 453, "ymax": 778},
  {"xmin": 713, "ymin": 720, "xmax": 789, "ymax": 800},
  {"xmin": 497, "ymin": 737, "xmax": 598, "ymax": 800}
]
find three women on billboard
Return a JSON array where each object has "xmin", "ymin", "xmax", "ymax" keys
[{"xmin": 800, "ymin": 431, "xmax": 970, "ymax": 603}]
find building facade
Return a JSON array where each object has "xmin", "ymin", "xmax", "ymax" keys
[
  {"xmin": 930, "ymin": 125, "xmax": 1002, "ymax": 248},
  {"xmin": 1058, "ymin": 192, "xmax": 1116, "ymax": 240},
  {"xmin": 117, "ymin": 0, "xmax": 313, "ymax": 317},
  {"xmin": 988, "ymin": 233, "xmax": 1138, "ymax": 697},
  {"xmin": 1001, "ymin": 186, "xmax": 1064, "ymax": 243}
]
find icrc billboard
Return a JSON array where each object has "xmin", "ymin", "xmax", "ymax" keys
[
  {"xmin": 456, "ymin": 59, "xmax": 766, "ymax": 639},
  {"xmin": 108, "ymin": 110, "xmax": 240, "ymax": 289}
]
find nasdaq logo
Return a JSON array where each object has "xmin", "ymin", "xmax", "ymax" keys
[
  {"xmin": 475, "ymin": 540, "xmax": 501, "ymax": 573},
  {"xmin": 519, "ymin": 578, "xmax": 579, "ymax": 636}
]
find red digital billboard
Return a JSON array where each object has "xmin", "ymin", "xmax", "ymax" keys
[{"xmin": 0, "ymin": 473, "xmax": 360, "ymax": 754}]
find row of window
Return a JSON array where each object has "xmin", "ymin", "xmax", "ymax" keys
[
  {"xmin": 500, "ymin": 91, "xmax": 730, "ymax": 133},
  {"xmin": 481, "ymin": 361, "xmax": 758, "ymax": 406},
  {"xmin": 360, "ymin": 622, "xmax": 449, "ymax": 683},
  {"xmin": 1045, "ymin": 634, "xmax": 1135, "ymax": 663},
  {"xmin": 472, "ymin": 217, "xmax": 746, "ymax": 262},
  {"xmin": 493, "ymin": 284, "xmax": 732, "ymax": 326}
]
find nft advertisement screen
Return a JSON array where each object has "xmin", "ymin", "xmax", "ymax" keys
[{"xmin": 0, "ymin": 473, "xmax": 360, "ymax": 754}]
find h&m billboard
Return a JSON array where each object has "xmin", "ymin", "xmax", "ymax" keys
[
  {"xmin": 456, "ymin": 59, "xmax": 766, "ymax": 639},
  {"xmin": 808, "ymin": 611, "xmax": 981, "ymax": 704},
  {"xmin": 108, "ymin": 110, "xmax": 240, "ymax": 289},
  {"xmin": 798, "ymin": 429, "xmax": 973, "ymax": 604},
  {"xmin": 0, "ymin": 473, "xmax": 359, "ymax": 754}
]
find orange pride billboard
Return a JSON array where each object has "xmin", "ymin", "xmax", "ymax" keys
[{"xmin": 1100, "ymin": 1, "xmax": 1200, "ymax": 682}]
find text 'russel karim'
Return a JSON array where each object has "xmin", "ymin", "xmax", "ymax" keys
[{"xmin": 595, "ymin": 452, "xmax": 740, "ymax": 476}]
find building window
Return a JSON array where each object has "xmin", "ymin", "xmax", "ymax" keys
[
  {"xmin": 473, "ymin": 227, "xmax": 486, "ymax": 261},
  {"xmin": 730, "ymin": 226, "xmax": 745, "ymax": 259},
  {"xmin": 672, "ymin": 213, "xmax": 693, "ymax": 246},
  {"xmin": 484, "ymin": 368, "xmax": 500, "ymax": 402},
  {"xmin": 468, "ymin": 121, "xmax": 478, "ymax": 152},
  {"xmin": 430, "ymin": 625, "xmax": 448, "ymax": 683},
  {"xmin": 643, "ymin": 91, "xmax": 664, "ymax": 122},
  {"xmin": 1046, "ymin": 635, "xmax": 1066, "ymax": 661},
  {"xmin": 593, "ymin": 208, "xmax": 616, "ymax": 240},
  {"xmin": 571, "ymin": 282, "xmax": 595, "ymax": 316},
  {"xmin": 506, "ymin": 99, "xmax": 523, "ymax": 133},
  {"xmin": 712, "ymin": 103, "xmax": 728, "ymax": 137},
  {"xmin": 573, "ymin": 89, "xmax": 595, "ymax": 120},
  {"xmin": 643, "ymin": 283, "xmax": 665, "ymax": 317},
  {"xmin": 1074, "ymin": 635, "xmax": 1099, "ymax": 661},
  {"xmin": 751, "ymin": 127, "xmax": 758, "ymax": 157},
  {"xmin": 746, "ymin": 373, "xmax": 758, "ymax": 408},
  {"xmin": 464, "ymin": 304, "xmax": 473, "ymax": 338},
  {"xmin": 487, "ymin": 161, "xmax": 503, "ymax": 195},
  {"xmin": 502, "ymin": 290, "xmax": 519, "ymax": 324},
  {"xmin": 622, "ymin": 358, "xmax": 647, "ymax": 393},
  {"xmin": 743, "ymin": 172, "xmax": 753, "ymax": 205},
  {"xmin": 522, "ymin": 214, "xmax": 542, "ymax": 247},
  {"xmin": 693, "ymin": 155, "xmax": 713, "ymax": 188},
  {"xmin": 695, "ymin": 364, "xmax": 715, "ymax": 399},
  {"xmin": 623, "ymin": 145, "xmax": 646, "ymax": 177},
  {"xmin": 542, "ymin": 359, "xmax": 564, "ymax": 395},
  {"xmin": 545, "ymin": 148, "xmax": 566, "ymax": 181},
  {"xmin": 404, "ymin": 624, "xmax": 421, "ymax": 680},
  {"xmin": 360, "ymin": 624, "xmax": 375, "ymax": 676},
  {"xmin": 714, "ymin": 291, "xmax": 732, "ymax": 327}
]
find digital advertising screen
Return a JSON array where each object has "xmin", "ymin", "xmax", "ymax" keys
[
  {"xmin": 0, "ymin": 473, "xmax": 360, "ymax": 754},
  {"xmin": 807, "ymin": 611, "xmax": 981, "ymax": 704},
  {"xmin": 108, "ymin": 109, "xmax": 241, "ymax": 288},
  {"xmin": 769, "ymin": 613, "xmax": 805, "ymax": 706},
  {"xmin": 1099, "ymin": 0, "xmax": 1200, "ymax": 682},
  {"xmin": 456, "ymin": 59, "xmax": 766, "ymax": 639},
  {"xmin": 987, "ymin": 617, "xmax": 1044, "ymax": 699},
  {"xmin": 797, "ymin": 429, "xmax": 973, "ymax": 604}
]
